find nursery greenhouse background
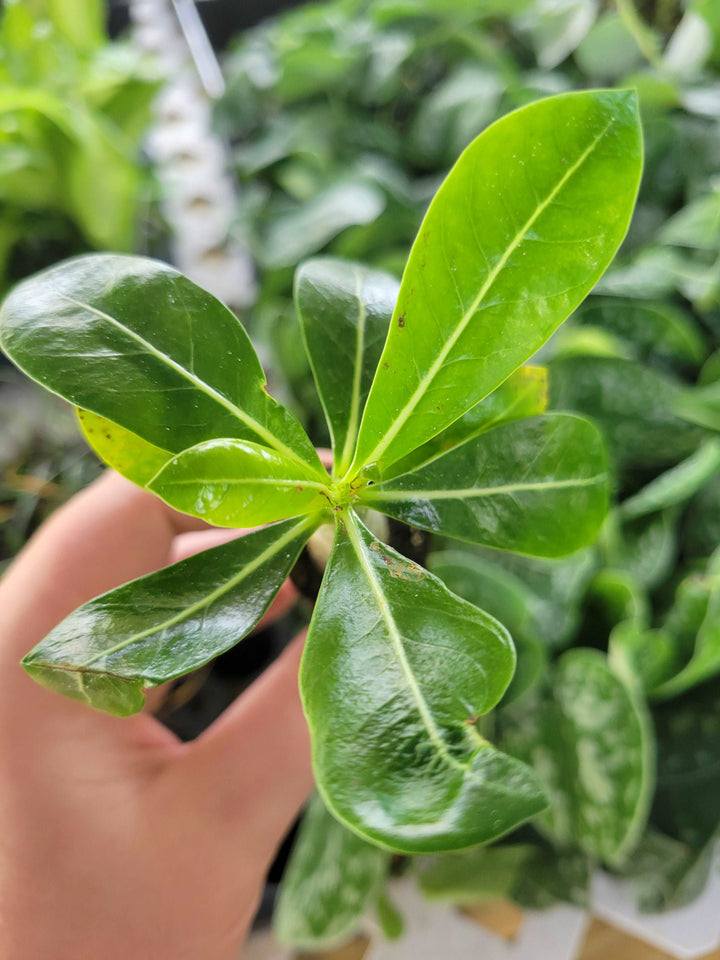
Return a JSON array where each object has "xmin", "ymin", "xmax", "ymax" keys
[{"xmin": 1, "ymin": 0, "xmax": 720, "ymax": 958}]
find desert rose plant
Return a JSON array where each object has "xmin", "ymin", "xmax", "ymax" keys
[{"xmin": 0, "ymin": 90, "xmax": 642, "ymax": 856}]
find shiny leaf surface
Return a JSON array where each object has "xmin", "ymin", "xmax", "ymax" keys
[
  {"xmin": 362, "ymin": 414, "xmax": 608, "ymax": 557},
  {"xmin": 385, "ymin": 365, "xmax": 547, "ymax": 479},
  {"xmin": 619, "ymin": 439, "xmax": 720, "ymax": 520},
  {"xmin": 148, "ymin": 439, "xmax": 331, "ymax": 527},
  {"xmin": 351, "ymin": 89, "xmax": 642, "ymax": 474},
  {"xmin": 295, "ymin": 257, "xmax": 399, "ymax": 475},
  {"xmin": 301, "ymin": 511, "xmax": 548, "ymax": 853},
  {"xmin": 0, "ymin": 254, "xmax": 324, "ymax": 474},
  {"xmin": 22, "ymin": 516, "xmax": 317, "ymax": 715}
]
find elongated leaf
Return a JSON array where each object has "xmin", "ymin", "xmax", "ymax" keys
[
  {"xmin": 385, "ymin": 365, "xmax": 547, "ymax": 479},
  {"xmin": 620, "ymin": 439, "xmax": 720, "ymax": 520},
  {"xmin": 609, "ymin": 621, "xmax": 679, "ymax": 695},
  {"xmin": 22, "ymin": 516, "xmax": 317, "ymax": 716},
  {"xmin": 0, "ymin": 254, "xmax": 324, "ymax": 475},
  {"xmin": 77, "ymin": 409, "xmax": 172, "ymax": 486},
  {"xmin": 274, "ymin": 793, "xmax": 388, "ymax": 949},
  {"xmin": 653, "ymin": 550, "xmax": 720, "ymax": 699},
  {"xmin": 295, "ymin": 258, "xmax": 399, "ymax": 475},
  {"xmin": 350, "ymin": 89, "xmax": 642, "ymax": 474},
  {"xmin": 148, "ymin": 439, "xmax": 331, "ymax": 527},
  {"xmin": 361, "ymin": 414, "xmax": 608, "ymax": 557},
  {"xmin": 301, "ymin": 511, "xmax": 548, "ymax": 853},
  {"xmin": 501, "ymin": 649, "xmax": 654, "ymax": 865}
]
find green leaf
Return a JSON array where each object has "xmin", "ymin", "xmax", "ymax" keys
[
  {"xmin": 301, "ymin": 511, "xmax": 548, "ymax": 853},
  {"xmin": 501, "ymin": 649, "xmax": 654, "ymax": 865},
  {"xmin": 274, "ymin": 793, "xmax": 388, "ymax": 950},
  {"xmin": 550, "ymin": 356, "xmax": 705, "ymax": 472},
  {"xmin": 385, "ymin": 365, "xmax": 548, "ymax": 479},
  {"xmin": 575, "ymin": 298, "xmax": 707, "ymax": 370},
  {"xmin": 602, "ymin": 510, "xmax": 678, "ymax": 590},
  {"xmin": 512, "ymin": 844, "xmax": 591, "ymax": 909},
  {"xmin": 295, "ymin": 258, "xmax": 399, "ymax": 476},
  {"xmin": 375, "ymin": 890, "xmax": 404, "ymax": 940},
  {"xmin": 417, "ymin": 844, "xmax": 533, "ymax": 903},
  {"xmin": 620, "ymin": 440, "xmax": 720, "ymax": 520},
  {"xmin": 148, "ymin": 439, "xmax": 331, "ymax": 527},
  {"xmin": 609, "ymin": 621, "xmax": 679, "ymax": 696},
  {"xmin": 653, "ymin": 551, "xmax": 720, "ymax": 699},
  {"xmin": 430, "ymin": 549, "xmax": 547, "ymax": 703},
  {"xmin": 660, "ymin": 188, "xmax": 720, "ymax": 250},
  {"xmin": 350, "ymin": 89, "xmax": 642, "ymax": 475},
  {"xmin": 652, "ymin": 675, "xmax": 720, "ymax": 857},
  {"xmin": 0, "ymin": 254, "xmax": 325, "ymax": 476},
  {"xmin": 77, "ymin": 409, "xmax": 173, "ymax": 487},
  {"xmin": 22, "ymin": 516, "xmax": 317, "ymax": 716},
  {"xmin": 361, "ymin": 414, "xmax": 608, "ymax": 557}
]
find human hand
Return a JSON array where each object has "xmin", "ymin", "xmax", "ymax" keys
[{"xmin": 0, "ymin": 471, "xmax": 313, "ymax": 960}]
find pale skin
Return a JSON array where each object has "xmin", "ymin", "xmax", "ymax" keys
[{"xmin": 0, "ymin": 470, "xmax": 314, "ymax": 960}]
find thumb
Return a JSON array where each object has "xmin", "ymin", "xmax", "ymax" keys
[{"xmin": 168, "ymin": 631, "xmax": 314, "ymax": 865}]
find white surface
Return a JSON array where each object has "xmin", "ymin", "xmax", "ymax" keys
[
  {"xmin": 592, "ymin": 855, "xmax": 720, "ymax": 960},
  {"xmin": 367, "ymin": 880, "xmax": 588, "ymax": 960}
]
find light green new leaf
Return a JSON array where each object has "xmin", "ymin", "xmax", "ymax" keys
[
  {"xmin": 501, "ymin": 649, "xmax": 654, "ymax": 865},
  {"xmin": 620, "ymin": 439, "xmax": 720, "ymax": 520},
  {"xmin": 22, "ymin": 516, "xmax": 317, "ymax": 716},
  {"xmin": 77, "ymin": 409, "xmax": 173, "ymax": 487},
  {"xmin": 274, "ymin": 793, "xmax": 389, "ymax": 950},
  {"xmin": 295, "ymin": 258, "xmax": 399, "ymax": 476},
  {"xmin": 361, "ymin": 414, "xmax": 608, "ymax": 557},
  {"xmin": 385, "ymin": 365, "xmax": 547, "ymax": 479},
  {"xmin": 148, "ymin": 439, "xmax": 331, "ymax": 527},
  {"xmin": 0, "ymin": 254, "xmax": 325, "ymax": 476},
  {"xmin": 301, "ymin": 511, "xmax": 548, "ymax": 853},
  {"xmin": 350, "ymin": 89, "xmax": 642, "ymax": 475}
]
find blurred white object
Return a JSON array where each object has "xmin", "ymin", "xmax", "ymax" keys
[{"xmin": 129, "ymin": 0, "xmax": 256, "ymax": 308}]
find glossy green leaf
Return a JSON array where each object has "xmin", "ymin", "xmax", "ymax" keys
[
  {"xmin": 274, "ymin": 793, "xmax": 388, "ymax": 949},
  {"xmin": 0, "ymin": 254, "xmax": 324, "ymax": 475},
  {"xmin": 361, "ymin": 414, "xmax": 608, "ymax": 557},
  {"xmin": 375, "ymin": 890, "xmax": 404, "ymax": 940},
  {"xmin": 148, "ymin": 439, "xmax": 331, "ymax": 527},
  {"xmin": 22, "ymin": 516, "xmax": 317, "ymax": 716},
  {"xmin": 474, "ymin": 545, "xmax": 597, "ymax": 650},
  {"xmin": 550, "ymin": 356, "xmax": 705, "ymax": 472},
  {"xmin": 417, "ymin": 844, "xmax": 533, "ymax": 903},
  {"xmin": 301, "ymin": 511, "xmax": 548, "ymax": 853},
  {"xmin": 295, "ymin": 258, "xmax": 399, "ymax": 476},
  {"xmin": 502, "ymin": 649, "xmax": 654, "ymax": 865},
  {"xmin": 350, "ymin": 89, "xmax": 642, "ymax": 475},
  {"xmin": 620, "ymin": 440, "xmax": 720, "ymax": 520},
  {"xmin": 77, "ymin": 408, "xmax": 172, "ymax": 487},
  {"xmin": 430, "ymin": 550, "xmax": 547, "ymax": 703},
  {"xmin": 385, "ymin": 365, "xmax": 548, "ymax": 479}
]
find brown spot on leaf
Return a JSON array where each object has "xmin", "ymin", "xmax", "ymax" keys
[{"xmin": 397, "ymin": 313, "xmax": 406, "ymax": 328}]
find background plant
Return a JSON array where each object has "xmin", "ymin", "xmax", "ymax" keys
[{"xmin": 0, "ymin": 0, "xmax": 159, "ymax": 573}]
